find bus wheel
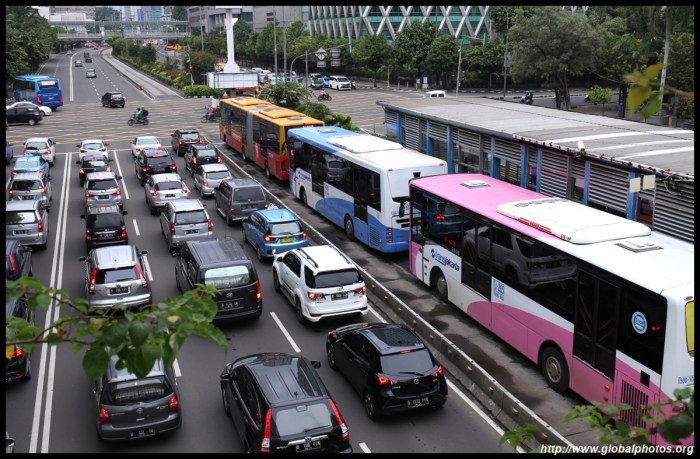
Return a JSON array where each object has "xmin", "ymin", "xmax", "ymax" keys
[
  {"xmin": 432, "ymin": 270, "xmax": 448, "ymax": 300},
  {"xmin": 241, "ymin": 148, "xmax": 248, "ymax": 162},
  {"xmin": 344, "ymin": 216, "xmax": 355, "ymax": 240},
  {"xmin": 300, "ymin": 188, "xmax": 308, "ymax": 206},
  {"xmin": 541, "ymin": 347, "xmax": 569, "ymax": 393}
]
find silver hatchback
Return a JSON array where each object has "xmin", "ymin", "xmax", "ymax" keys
[
  {"xmin": 84, "ymin": 171, "xmax": 123, "ymax": 210},
  {"xmin": 159, "ymin": 199, "xmax": 213, "ymax": 253},
  {"xmin": 144, "ymin": 173, "xmax": 190, "ymax": 215},
  {"xmin": 80, "ymin": 245, "xmax": 151, "ymax": 311},
  {"xmin": 6, "ymin": 200, "xmax": 49, "ymax": 250},
  {"xmin": 192, "ymin": 163, "xmax": 232, "ymax": 197},
  {"xmin": 8, "ymin": 172, "xmax": 53, "ymax": 209}
]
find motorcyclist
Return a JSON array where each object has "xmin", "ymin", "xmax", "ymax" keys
[
  {"xmin": 318, "ymin": 89, "xmax": 330, "ymax": 100},
  {"xmin": 135, "ymin": 106, "xmax": 148, "ymax": 123},
  {"xmin": 206, "ymin": 106, "xmax": 219, "ymax": 121}
]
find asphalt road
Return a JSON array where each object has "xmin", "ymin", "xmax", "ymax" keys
[{"xmin": 6, "ymin": 48, "xmax": 522, "ymax": 454}]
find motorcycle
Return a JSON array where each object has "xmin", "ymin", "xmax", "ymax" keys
[
  {"xmin": 317, "ymin": 91, "xmax": 332, "ymax": 102},
  {"xmin": 520, "ymin": 93, "xmax": 534, "ymax": 105},
  {"xmin": 127, "ymin": 113, "xmax": 149, "ymax": 126},
  {"xmin": 201, "ymin": 112, "xmax": 219, "ymax": 123}
]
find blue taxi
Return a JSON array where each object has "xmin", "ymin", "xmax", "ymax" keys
[
  {"xmin": 11, "ymin": 155, "xmax": 50, "ymax": 179},
  {"xmin": 242, "ymin": 207, "xmax": 309, "ymax": 261}
]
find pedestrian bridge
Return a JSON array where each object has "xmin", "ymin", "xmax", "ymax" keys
[{"xmin": 51, "ymin": 20, "xmax": 189, "ymax": 41}]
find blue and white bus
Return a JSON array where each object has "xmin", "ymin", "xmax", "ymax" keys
[
  {"xmin": 286, "ymin": 126, "xmax": 447, "ymax": 253},
  {"xmin": 13, "ymin": 75, "xmax": 63, "ymax": 110}
]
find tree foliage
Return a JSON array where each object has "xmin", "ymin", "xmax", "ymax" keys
[
  {"xmin": 95, "ymin": 7, "xmax": 119, "ymax": 22},
  {"xmin": 258, "ymin": 81, "xmax": 313, "ymax": 109},
  {"xmin": 5, "ymin": 6, "xmax": 57, "ymax": 78},
  {"xmin": 351, "ymin": 34, "xmax": 392, "ymax": 88},
  {"xmin": 426, "ymin": 35, "xmax": 459, "ymax": 89},
  {"xmin": 587, "ymin": 85, "xmax": 613, "ymax": 114},
  {"xmin": 6, "ymin": 277, "xmax": 228, "ymax": 381},
  {"xmin": 462, "ymin": 39, "xmax": 505, "ymax": 90},
  {"xmin": 393, "ymin": 21, "xmax": 436, "ymax": 81}
]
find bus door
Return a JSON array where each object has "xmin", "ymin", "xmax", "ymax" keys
[
  {"xmin": 351, "ymin": 167, "xmax": 368, "ymax": 225},
  {"xmin": 245, "ymin": 111, "xmax": 256, "ymax": 159}
]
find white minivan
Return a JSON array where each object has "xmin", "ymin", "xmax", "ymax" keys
[{"xmin": 425, "ymin": 90, "xmax": 446, "ymax": 98}]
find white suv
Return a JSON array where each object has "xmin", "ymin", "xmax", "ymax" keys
[
  {"xmin": 271, "ymin": 245, "xmax": 368, "ymax": 323},
  {"xmin": 329, "ymin": 75, "xmax": 352, "ymax": 90},
  {"xmin": 23, "ymin": 137, "xmax": 56, "ymax": 167}
]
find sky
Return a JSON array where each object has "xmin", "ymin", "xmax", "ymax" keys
[{"xmin": 35, "ymin": 7, "xmax": 50, "ymax": 19}]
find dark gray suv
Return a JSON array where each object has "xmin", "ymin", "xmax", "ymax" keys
[{"xmin": 94, "ymin": 355, "xmax": 181, "ymax": 441}]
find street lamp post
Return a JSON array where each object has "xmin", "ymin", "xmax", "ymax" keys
[
  {"xmin": 289, "ymin": 51, "xmax": 310, "ymax": 87},
  {"xmin": 456, "ymin": 46, "xmax": 462, "ymax": 95}
]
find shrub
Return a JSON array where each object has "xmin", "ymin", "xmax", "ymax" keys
[{"xmin": 677, "ymin": 97, "xmax": 694, "ymax": 120}]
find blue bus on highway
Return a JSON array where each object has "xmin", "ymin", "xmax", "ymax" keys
[{"xmin": 13, "ymin": 75, "xmax": 63, "ymax": 110}]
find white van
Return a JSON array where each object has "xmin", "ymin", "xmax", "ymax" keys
[{"xmin": 425, "ymin": 90, "xmax": 446, "ymax": 98}]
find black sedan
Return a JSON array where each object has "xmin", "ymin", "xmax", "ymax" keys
[
  {"xmin": 134, "ymin": 150, "xmax": 177, "ymax": 185},
  {"xmin": 326, "ymin": 322, "xmax": 448, "ymax": 419},
  {"xmin": 76, "ymin": 154, "xmax": 111, "ymax": 187},
  {"xmin": 6, "ymin": 105, "xmax": 43, "ymax": 126}
]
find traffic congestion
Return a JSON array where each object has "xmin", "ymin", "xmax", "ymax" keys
[{"xmin": 5, "ymin": 45, "xmax": 529, "ymax": 454}]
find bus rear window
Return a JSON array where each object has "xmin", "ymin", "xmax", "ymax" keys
[{"xmin": 38, "ymin": 80, "xmax": 59, "ymax": 89}]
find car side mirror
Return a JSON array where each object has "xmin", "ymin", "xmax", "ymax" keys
[
  {"xmin": 104, "ymin": 143, "xmax": 109, "ymax": 146},
  {"xmin": 25, "ymin": 246, "xmax": 32, "ymax": 253},
  {"xmin": 79, "ymin": 256, "xmax": 87, "ymax": 262},
  {"xmin": 116, "ymin": 175, "xmax": 122, "ymax": 180},
  {"xmin": 76, "ymin": 144, "xmax": 80, "ymax": 148},
  {"xmin": 122, "ymin": 210, "xmax": 128, "ymax": 216},
  {"xmin": 75, "ymin": 160, "xmax": 81, "ymax": 164},
  {"xmin": 310, "ymin": 360, "xmax": 322, "ymax": 369},
  {"xmin": 80, "ymin": 214, "xmax": 86, "ymax": 219},
  {"xmin": 140, "ymin": 250, "xmax": 149, "ymax": 256}
]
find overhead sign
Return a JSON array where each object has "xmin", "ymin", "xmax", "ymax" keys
[
  {"xmin": 174, "ymin": 44, "xmax": 182, "ymax": 51},
  {"xmin": 315, "ymin": 48, "xmax": 327, "ymax": 61}
]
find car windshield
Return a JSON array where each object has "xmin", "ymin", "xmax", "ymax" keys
[
  {"xmin": 379, "ymin": 349, "xmax": 434, "ymax": 375},
  {"xmin": 269, "ymin": 221, "xmax": 302, "ymax": 236},
  {"xmin": 272, "ymin": 400, "xmax": 334, "ymax": 437},
  {"xmin": 6, "ymin": 211, "xmax": 37, "ymax": 224},
  {"xmin": 155, "ymin": 181, "xmax": 182, "ymax": 191},
  {"xmin": 103, "ymin": 376, "xmax": 171, "ymax": 405},
  {"xmin": 206, "ymin": 171, "xmax": 230, "ymax": 179},
  {"xmin": 12, "ymin": 180, "xmax": 41, "ymax": 191},
  {"xmin": 336, "ymin": 77, "xmax": 350, "ymax": 83},
  {"xmin": 24, "ymin": 142, "xmax": 47, "ymax": 150},
  {"xmin": 87, "ymin": 179, "xmax": 117, "ymax": 191},
  {"xmin": 181, "ymin": 133, "xmax": 200, "ymax": 141},
  {"xmin": 308, "ymin": 269, "xmax": 362, "ymax": 288},
  {"xmin": 87, "ymin": 214, "xmax": 122, "ymax": 229},
  {"xmin": 95, "ymin": 266, "xmax": 138, "ymax": 284},
  {"xmin": 203, "ymin": 265, "xmax": 252, "ymax": 288},
  {"xmin": 174, "ymin": 210, "xmax": 207, "ymax": 224},
  {"xmin": 233, "ymin": 187, "xmax": 264, "ymax": 202},
  {"xmin": 197, "ymin": 149, "xmax": 217, "ymax": 158}
]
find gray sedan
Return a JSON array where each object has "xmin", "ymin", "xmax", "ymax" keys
[
  {"xmin": 143, "ymin": 173, "xmax": 190, "ymax": 215},
  {"xmin": 192, "ymin": 163, "xmax": 232, "ymax": 197}
]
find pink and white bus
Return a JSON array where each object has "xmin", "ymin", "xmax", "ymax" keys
[{"xmin": 408, "ymin": 173, "xmax": 694, "ymax": 445}]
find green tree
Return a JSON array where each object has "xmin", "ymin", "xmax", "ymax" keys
[
  {"xmin": 233, "ymin": 18, "xmax": 254, "ymax": 66},
  {"xmin": 190, "ymin": 50, "xmax": 218, "ymax": 86},
  {"xmin": 508, "ymin": 6, "xmax": 600, "ymax": 110},
  {"xmin": 172, "ymin": 6, "xmax": 188, "ymax": 22},
  {"xmin": 6, "ymin": 30, "xmax": 30, "ymax": 85},
  {"xmin": 462, "ymin": 39, "xmax": 505, "ymax": 90},
  {"xmin": 95, "ymin": 7, "xmax": 119, "ymax": 22},
  {"xmin": 258, "ymin": 81, "xmax": 313, "ymax": 109},
  {"xmin": 393, "ymin": 21, "xmax": 436, "ymax": 83},
  {"xmin": 138, "ymin": 45, "xmax": 157, "ymax": 66},
  {"xmin": 351, "ymin": 34, "xmax": 392, "ymax": 88},
  {"xmin": 667, "ymin": 32, "xmax": 694, "ymax": 93},
  {"xmin": 427, "ymin": 35, "xmax": 459, "ymax": 89},
  {"xmin": 255, "ymin": 23, "xmax": 277, "ymax": 68},
  {"xmin": 587, "ymin": 85, "xmax": 613, "ymax": 114},
  {"xmin": 6, "ymin": 277, "xmax": 227, "ymax": 381}
]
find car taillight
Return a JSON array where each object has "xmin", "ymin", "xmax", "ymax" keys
[
  {"xmin": 178, "ymin": 140, "xmax": 185, "ymax": 145},
  {"xmin": 299, "ymin": 232, "xmax": 307, "ymax": 239},
  {"xmin": 7, "ymin": 256, "xmax": 17, "ymax": 275},
  {"xmin": 105, "ymin": 166, "xmax": 111, "ymax": 172},
  {"xmin": 308, "ymin": 291, "xmax": 324, "ymax": 300},
  {"xmin": 181, "ymin": 187, "xmax": 188, "ymax": 194},
  {"xmin": 263, "ymin": 235, "xmax": 276, "ymax": 242},
  {"xmin": 8, "ymin": 189, "xmax": 14, "ymax": 196},
  {"xmin": 151, "ymin": 189, "xmax": 158, "ymax": 196},
  {"xmin": 170, "ymin": 222, "xmax": 176, "ymax": 236},
  {"xmin": 36, "ymin": 96, "xmax": 42, "ymax": 104},
  {"xmin": 10, "ymin": 346, "xmax": 24, "ymax": 360},
  {"xmin": 328, "ymin": 399, "xmax": 349, "ymax": 442},
  {"xmin": 98, "ymin": 407, "xmax": 110, "ymax": 423},
  {"xmin": 355, "ymin": 286, "xmax": 367, "ymax": 294},
  {"xmin": 256, "ymin": 281, "xmax": 262, "ymax": 301},
  {"xmin": 80, "ymin": 168, "xmax": 86, "ymax": 175},
  {"xmin": 168, "ymin": 164, "xmax": 177, "ymax": 170},
  {"xmin": 217, "ymin": 156, "xmax": 221, "ymax": 163},
  {"xmin": 192, "ymin": 157, "xmax": 197, "ymax": 164},
  {"xmin": 37, "ymin": 219, "xmax": 43, "ymax": 234},
  {"xmin": 207, "ymin": 218, "xmax": 213, "ymax": 232},
  {"xmin": 263, "ymin": 203, "xmax": 269, "ymax": 209},
  {"xmin": 169, "ymin": 395, "xmax": 179, "ymax": 412},
  {"xmin": 86, "ymin": 229, "xmax": 92, "ymax": 242},
  {"xmin": 100, "ymin": 147, "xmax": 107, "ymax": 152},
  {"xmin": 260, "ymin": 409, "xmax": 271, "ymax": 453},
  {"xmin": 41, "ymin": 186, "xmax": 46, "ymax": 194},
  {"xmin": 432, "ymin": 365, "xmax": 444, "ymax": 377},
  {"xmin": 112, "ymin": 189, "xmax": 121, "ymax": 196},
  {"xmin": 135, "ymin": 263, "xmax": 148, "ymax": 289},
  {"xmin": 135, "ymin": 148, "xmax": 141, "ymax": 154},
  {"xmin": 202, "ymin": 180, "xmax": 208, "ymax": 187},
  {"xmin": 59, "ymin": 95, "xmax": 63, "ymax": 102},
  {"xmin": 85, "ymin": 192, "xmax": 94, "ymax": 198},
  {"xmin": 120, "ymin": 225, "xmax": 127, "ymax": 239},
  {"xmin": 375, "ymin": 374, "xmax": 398, "ymax": 385},
  {"xmin": 142, "ymin": 167, "xmax": 151, "ymax": 173},
  {"xmin": 89, "ymin": 268, "xmax": 97, "ymax": 294},
  {"xmin": 229, "ymin": 207, "xmax": 235, "ymax": 213}
]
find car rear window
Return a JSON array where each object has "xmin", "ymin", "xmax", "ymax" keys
[
  {"xmin": 203, "ymin": 265, "xmax": 254, "ymax": 289},
  {"xmin": 96, "ymin": 266, "xmax": 138, "ymax": 284},
  {"xmin": 110, "ymin": 94, "xmax": 123, "ymax": 99},
  {"xmin": 83, "ymin": 160, "xmax": 108, "ymax": 168},
  {"xmin": 206, "ymin": 171, "xmax": 230, "ymax": 180},
  {"xmin": 155, "ymin": 181, "xmax": 182, "ymax": 191},
  {"xmin": 181, "ymin": 133, "xmax": 200, "ymax": 141},
  {"xmin": 87, "ymin": 213, "xmax": 123, "ymax": 229},
  {"xmin": 6, "ymin": 212, "xmax": 37, "ymax": 225},
  {"xmin": 272, "ymin": 400, "xmax": 335, "ymax": 437},
  {"xmin": 11, "ymin": 180, "xmax": 41, "ymax": 191},
  {"xmin": 174, "ymin": 210, "xmax": 207, "ymax": 224},
  {"xmin": 379, "ymin": 348, "xmax": 435, "ymax": 375},
  {"xmin": 24, "ymin": 142, "xmax": 47, "ymax": 150},
  {"xmin": 307, "ymin": 268, "xmax": 362, "ymax": 289},
  {"xmin": 103, "ymin": 376, "xmax": 171, "ymax": 405},
  {"xmin": 82, "ymin": 143, "xmax": 103, "ymax": 150},
  {"xmin": 87, "ymin": 179, "xmax": 117, "ymax": 190},
  {"xmin": 196, "ymin": 148, "xmax": 217, "ymax": 158},
  {"xmin": 137, "ymin": 138, "xmax": 158, "ymax": 145},
  {"xmin": 233, "ymin": 186, "xmax": 264, "ymax": 202},
  {"xmin": 147, "ymin": 156, "xmax": 174, "ymax": 166},
  {"xmin": 15, "ymin": 158, "xmax": 40, "ymax": 167},
  {"xmin": 270, "ymin": 221, "xmax": 302, "ymax": 236}
]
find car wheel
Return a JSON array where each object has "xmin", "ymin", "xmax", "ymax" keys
[
  {"xmin": 363, "ymin": 389, "xmax": 380, "ymax": 420},
  {"xmin": 49, "ymin": 161, "xmax": 54, "ymax": 168},
  {"xmin": 300, "ymin": 188, "xmax": 308, "ymax": 206},
  {"xmin": 433, "ymin": 270, "xmax": 448, "ymax": 300},
  {"xmin": 326, "ymin": 343, "xmax": 337, "ymax": 370},
  {"xmin": 295, "ymin": 297, "xmax": 306, "ymax": 324},
  {"xmin": 28, "ymin": 119, "xmax": 36, "ymax": 126},
  {"xmin": 21, "ymin": 358, "xmax": 32, "ymax": 381},
  {"xmin": 221, "ymin": 386, "xmax": 231, "ymax": 417},
  {"xmin": 541, "ymin": 347, "xmax": 569, "ymax": 393},
  {"xmin": 272, "ymin": 269, "xmax": 281, "ymax": 293},
  {"xmin": 226, "ymin": 212, "xmax": 232, "ymax": 227},
  {"xmin": 344, "ymin": 216, "xmax": 355, "ymax": 240},
  {"xmin": 175, "ymin": 270, "xmax": 182, "ymax": 293},
  {"xmin": 127, "ymin": 119, "xmax": 134, "ymax": 126},
  {"xmin": 257, "ymin": 245, "xmax": 265, "ymax": 262}
]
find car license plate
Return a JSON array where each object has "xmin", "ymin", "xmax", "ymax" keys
[
  {"xmin": 110, "ymin": 286, "xmax": 129, "ymax": 295},
  {"xmin": 331, "ymin": 292, "xmax": 348, "ymax": 300},
  {"xmin": 295, "ymin": 440, "xmax": 321, "ymax": 452},
  {"xmin": 407, "ymin": 397, "xmax": 429, "ymax": 408},
  {"xmin": 14, "ymin": 230, "xmax": 28, "ymax": 235},
  {"xmin": 220, "ymin": 301, "xmax": 240, "ymax": 310},
  {"xmin": 97, "ymin": 233, "xmax": 112, "ymax": 239},
  {"xmin": 280, "ymin": 237, "xmax": 294, "ymax": 243},
  {"xmin": 244, "ymin": 204, "xmax": 256, "ymax": 209},
  {"xmin": 98, "ymin": 195, "xmax": 109, "ymax": 199},
  {"xmin": 165, "ymin": 194, "xmax": 175, "ymax": 198},
  {"xmin": 129, "ymin": 428, "xmax": 155, "ymax": 439},
  {"xmin": 22, "ymin": 195, "xmax": 34, "ymax": 200},
  {"xmin": 186, "ymin": 229, "xmax": 198, "ymax": 234}
]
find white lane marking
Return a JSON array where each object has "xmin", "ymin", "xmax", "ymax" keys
[
  {"xmin": 132, "ymin": 218, "xmax": 141, "ymax": 236},
  {"xmin": 368, "ymin": 304, "xmax": 386, "ymax": 323},
  {"xmin": 142, "ymin": 254, "xmax": 154, "ymax": 282},
  {"xmin": 269, "ymin": 312, "xmax": 301, "ymax": 353},
  {"xmin": 173, "ymin": 358, "xmax": 181, "ymax": 378},
  {"xmin": 358, "ymin": 442, "xmax": 372, "ymax": 453},
  {"xmin": 111, "ymin": 149, "xmax": 129, "ymax": 200}
]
